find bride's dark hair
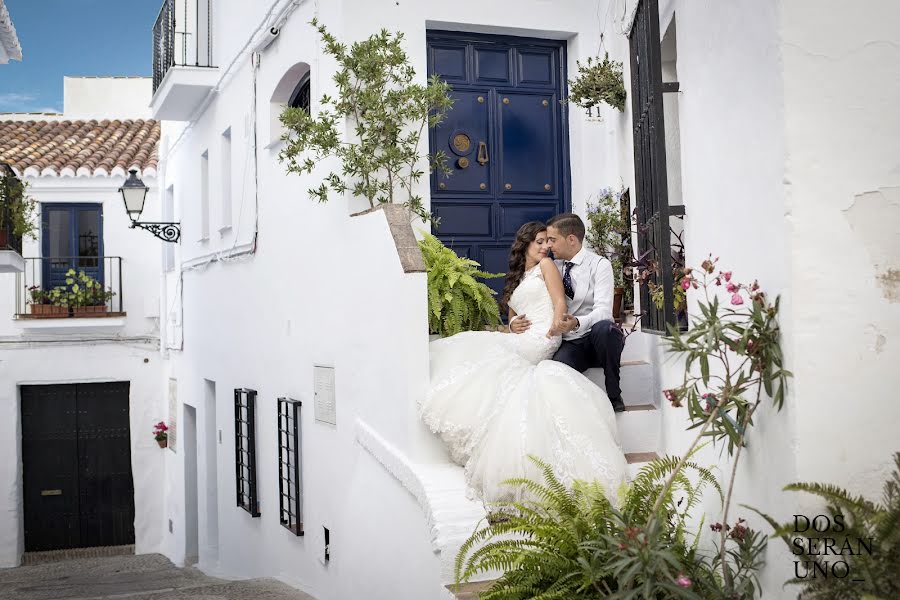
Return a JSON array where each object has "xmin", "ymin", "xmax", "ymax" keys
[{"xmin": 501, "ymin": 221, "xmax": 548, "ymax": 313}]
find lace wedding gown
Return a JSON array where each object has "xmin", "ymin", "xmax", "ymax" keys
[{"xmin": 419, "ymin": 264, "xmax": 628, "ymax": 503}]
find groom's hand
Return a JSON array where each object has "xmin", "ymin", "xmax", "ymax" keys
[
  {"xmin": 559, "ymin": 314, "xmax": 579, "ymax": 333},
  {"xmin": 509, "ymin": 315, "xmax": 531, "ymax": 334}
]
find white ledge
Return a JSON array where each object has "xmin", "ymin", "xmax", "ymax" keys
[{"xmin": 14, "ymin": 316, "xmax": 127, "ymax": 333}]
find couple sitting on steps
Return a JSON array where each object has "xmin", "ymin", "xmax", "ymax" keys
[{"xmin": 419, "ymin": 213, "xmax": 629, "ymax": 503}]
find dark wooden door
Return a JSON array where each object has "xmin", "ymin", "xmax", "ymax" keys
[
  {"xmin": 21, "ymin": 382, "xmax": 135, "ymax": 552},
  {"xmin": 427, "ymin": 31, "xmax": 570, "ymax": 293}
]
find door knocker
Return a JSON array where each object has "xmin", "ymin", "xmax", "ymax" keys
[{"xmin": 476, "ymin": 141, "xmax": 489, "ymax": 166}]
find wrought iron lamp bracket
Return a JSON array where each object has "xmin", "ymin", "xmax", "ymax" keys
[{"xmin": 130, "ymin": 221, "xmax": 181, "ymax": 243}]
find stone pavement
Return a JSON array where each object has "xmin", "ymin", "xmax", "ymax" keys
[{"xmin": 0, "ymin": 553, "xmax": 318, "ymax": 600}]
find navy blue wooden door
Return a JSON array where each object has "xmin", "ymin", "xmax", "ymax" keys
[
  {"xmin": 427, "ymin": 32, "xmax": 570, "ymax": 293},
  {"xmin": 41, "ymin": 204, "xmax": 103, "ymax": 290}
]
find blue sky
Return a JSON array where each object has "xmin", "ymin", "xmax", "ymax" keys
[{"xmin": 1, "ymin": 0, "xmax": 161, "ymax": 113}]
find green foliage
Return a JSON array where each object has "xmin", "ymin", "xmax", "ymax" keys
[
  {"xmin": 662, "ymin": 259, "xmax": 791, "ymax": 456},
  {"xmin": 749, "ymin": 452, "xmax": 900, "ymax": 600},
  {"xmin": 419, "ymin": 233, "xmax": 503, "ymax": 337},
  {"xmin": 566, "ymin": 53, "xmax": 627, "ymax": 113},
  {"xmin": 279, "ymin": 19, "xmax": 455, "ymax": 223},
  {"xmin": 39, "ymin": 269, "xmax": 116, "ymax": 308},
  {"xmin": 0, "ymin": 168, "xmax": 37, "ymax": 241},
  {"xmin": 455, "ymin": 455, "xmax": 765, "ymax": 599},
  {"xmin": 585, "ymin": 186, "xmax": 630, "ymax": 288}
]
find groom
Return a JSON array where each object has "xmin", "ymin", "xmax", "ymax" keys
[{"xmin": 510, "ymin": 213, "xmax": 626, "ymax": 412}]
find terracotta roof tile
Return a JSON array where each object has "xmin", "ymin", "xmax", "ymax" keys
[{"xmin": 0, "ymin": 119, "xmax": 160, "ymax": 177}]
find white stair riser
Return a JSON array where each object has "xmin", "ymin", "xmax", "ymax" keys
[
  {"xmin": 586, "ymin": 362, "xmax": 655, "ymax": 406},
  {"xmin": 615, "ymin": 409, "xmax": 660, "ymax": 454}
]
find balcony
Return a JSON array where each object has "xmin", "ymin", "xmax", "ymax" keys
[
  {"xmin": 150, "ymin": 0, "xmax": 218, "ymax": 121},
  {"xmin": 14, "ymin": 257, "xmax": 126, "ymax": 330}
]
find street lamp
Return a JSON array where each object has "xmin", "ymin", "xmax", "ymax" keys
[{"xmin": 118, "ymin": 169, "xmax": 180, "ymax": 243}]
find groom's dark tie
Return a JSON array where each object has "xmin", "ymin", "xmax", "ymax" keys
[{"xmin": 563, "ymin": 261, "xmax": 575, "ymax": 299}]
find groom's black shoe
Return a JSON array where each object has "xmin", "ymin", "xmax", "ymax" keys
[{"xmin": 610, "ymin": 396, "xmax": 626, "ymax": 413}]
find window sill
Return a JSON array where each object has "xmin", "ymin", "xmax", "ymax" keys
[
  {"xmin": 14, "ymin": 314, "xmax": 128, "ymax": 333},
  {"xmin": 218, "ymin": 225, "xmax": 232, "ymax": 236}
]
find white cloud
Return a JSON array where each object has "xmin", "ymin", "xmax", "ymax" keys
[{"xmin": 0, "ymin": 92, "xmax": 37, "ymax": 109}]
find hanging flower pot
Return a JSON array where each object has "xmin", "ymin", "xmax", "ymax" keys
[{"xmin": 153, "ymin": 421, "xmax": 169, "ymax": 449}]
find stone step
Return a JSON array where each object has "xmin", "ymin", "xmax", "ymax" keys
[
  {"xmin": 615, "ymin": 404, "xmax": 660, "ymax": 454},
  {"xmin": 586, "ymin": 360, "xmax": 655, "ymax": 407},
  {"xmin": 626, "ymin": 451, "xmax": 659, "ymax": 479}
]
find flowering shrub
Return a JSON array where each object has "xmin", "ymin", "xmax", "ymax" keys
[{"xmin": 152, "ymin": 421, "xmax": 168, "ymax": 442}]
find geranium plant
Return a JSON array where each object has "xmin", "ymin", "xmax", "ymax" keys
[
  {"xmin": 0, "ymin": 166, "xmax": 37, "ymax": 248},
  {"xmin": 153, "ymin": 421, "xmax": 169, "ymax": 447}
]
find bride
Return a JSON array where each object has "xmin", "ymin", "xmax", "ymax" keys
[{"xmin": 419, "ymin": 222, "xmax": 628, "ymax": 503}]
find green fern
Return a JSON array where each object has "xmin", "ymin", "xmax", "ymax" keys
[
  {"xmin": 454, "ymin": 455, "xmax": 730, "ymax": 599},
  {"xmin": 748, "ymin": 452, "xmax": 900, "ymax": 600},
  {"xmin": 419, "ymin": 232, "xmax": 503, "ymax": 337}
]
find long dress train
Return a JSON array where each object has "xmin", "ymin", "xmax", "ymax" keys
[{"xmin": 419, "ymin": 264, "xmax": 628, "ymax": 503}]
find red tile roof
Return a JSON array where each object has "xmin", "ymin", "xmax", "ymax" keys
[{"xmin": 0, "ymin": 119, "xmax": 160, "ymax": 177}]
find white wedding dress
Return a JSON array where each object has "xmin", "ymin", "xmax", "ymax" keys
[{"xmin": 419, "ymin": 264, "xmax": 628, "ymax": 503}]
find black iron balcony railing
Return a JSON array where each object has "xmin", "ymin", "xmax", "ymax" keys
[
  {"xmin": 15, "ymin": 256, "xmax": 125, "ymax": 319},
  {"xmin": 153, "ymin": 0, "xmax": 215, "ymax": 93},
  {"xmin": 0, "ymin": 211, "xmax": 22, "ymax": 254}
]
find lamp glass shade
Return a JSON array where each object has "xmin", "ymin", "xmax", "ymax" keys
[{"xmin": 119, "ymin": 170, "xmax": 149, "ymax": 220}]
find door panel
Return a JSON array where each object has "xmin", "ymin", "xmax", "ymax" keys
[
  {"xmin": 21, "ymin": 382, "xmax": 134, "ymax": 552},
  {"xmin": 22, "ymin": 385, "xmax": 80, "ymax": 552},
  {"xmin": 428, "ymin": 32, "xmax": 570, "ymax": 297},
  {"xmin": 498, "ymin": 91, "xmax": 558, "ymax": 196},
  {"xmin": 432, "ymin": 90, "xmax": 492, "ymax": 195},
  {"xmin": 76, "ymin": 382, "xmax": 134, "ymax": 548}
]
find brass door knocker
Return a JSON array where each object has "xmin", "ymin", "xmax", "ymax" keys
[{"xmin": 476, "ymin": 141, "xmax": 489, "ymax": 166}]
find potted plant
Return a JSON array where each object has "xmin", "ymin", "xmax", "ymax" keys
[
  {"xmin": 585, "ymin": 186, "xmax": 631, "ymax": 322},
  {"xmin": 566, "ymin": 53, "xmax": 627, "ymax": 115},
  {"xmin": 25, "ymin": 285, "xmax": 67, "ymax": 317},
  {"xmin": 153, "ymin": 421, "xmax": 169, "ymax": 448},
  {"xmin": 419, "ymin": 232, "xmax": 503, "ymax": 337},
  {"xmin": 0, "ymin": 166, "xmax": 37, "ymax": 251},
  {"xmin": 279, "ymin": 20, "xmax": 454, "ymax": 224},
  {"xmin": 65, "ymin": 269, "xmax": 114, "ymax": 317}
]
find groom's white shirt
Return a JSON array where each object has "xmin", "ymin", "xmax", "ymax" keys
[{"xmin": 555, "ymin": 246, "xmax": 614, "ymax": 340}]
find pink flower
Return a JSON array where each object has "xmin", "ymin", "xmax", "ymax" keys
[
  {"xmin": 680, "ymin": 277, "xmax": 691, "ymax": 291},
  {"xmin": 726, "ymin": 282, "xmax": 738, "ymax": 293},
  {"xmin": 676, "ymin": 574, "xmax": 692, "ymax": 588},
  {"xmin": 721, "ymin": 271, "xmax": 732, "ymax": 282},
  {"xmin": 730, "ymin": 293, "xmax": 744, "ymax": 306}
]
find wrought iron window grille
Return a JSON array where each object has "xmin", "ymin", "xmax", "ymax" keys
[
  {"xmin": 277, "ymin": 397, "xmax": 304, "ymax": 536},
  {"xmin": 288, "ymin": 75, "xmax": 311, "ymax": 114},
  {"xmin": 234, "ymin": 388, "xmax": 260, "ymax": 517},
  {"xmin": 629, "ymin": 0, "xmax": 684, "ymax": 335}
]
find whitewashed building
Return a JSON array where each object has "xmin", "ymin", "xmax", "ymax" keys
[
  {"xmin": 147, "ymin": 0, "xmax": 898, "ymax": 598},
  {"xmin": 0, "ymin": 78, "xmax": 165, "ymax": 567}
]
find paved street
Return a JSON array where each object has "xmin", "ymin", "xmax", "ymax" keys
[{"xmin": 0, "ymin": 553, "xmax": 318, "ymax": 600}]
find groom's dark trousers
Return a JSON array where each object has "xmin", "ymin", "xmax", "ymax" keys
[{"xmin": 552, "ymin": 320, "xmax": 625, "ymax": 400}]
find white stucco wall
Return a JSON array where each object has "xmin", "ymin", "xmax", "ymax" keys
[
  {"xmin": 781, "ymin": 0, "xmax": 900, "ymax": 494},
  {"xmin": 154, "ymin": 0, "xmax": 900, "ymax": 596},
  {"xmin": 0, "ymin": 175, "xmax": 165, "ymax": 566},
  {"xmin": 62, "ymin": 77, "xmax": 153, "ymax": 120},
  {"xmin": 154, "ymin": 0, "xmax": 638, "ymax": 597},
  {"xmin": 0, "ymin": 341, "xmax": 164, "ymax": 567}
]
